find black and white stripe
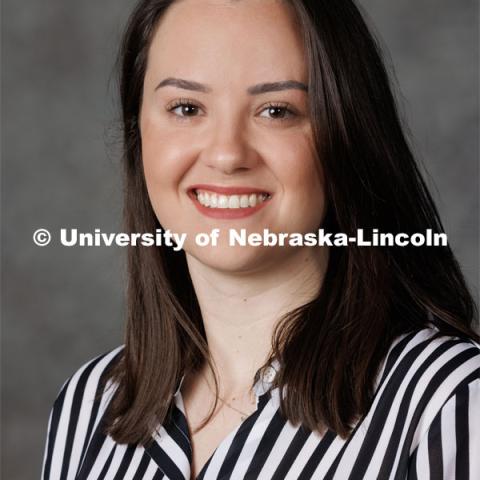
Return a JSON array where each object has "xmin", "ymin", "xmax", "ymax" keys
[{"xmin": 42, "ymin": 327, "xmax": 480, "ymax": 479}]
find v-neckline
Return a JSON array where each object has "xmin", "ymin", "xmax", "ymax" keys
[
  {"xmin": 145, "ymin": 360, "xmax": 281, "ymax": 480},
  {"xmin": 182, "ymin": 388, "xmax": 274, "ymax": 479}
]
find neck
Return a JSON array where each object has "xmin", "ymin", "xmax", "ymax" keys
[{"xmin": 186, "ymin": 246, "xmax": 329, "ymax": 396}]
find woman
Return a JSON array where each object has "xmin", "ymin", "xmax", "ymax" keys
[{"xmin": 42, "ymin": 0, "xmax": 479, "ymax": 479}]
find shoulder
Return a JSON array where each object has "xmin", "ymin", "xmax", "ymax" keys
[
  {"xmin": 42, "ymin": 347, "xmax": 124, "ymax": 479},
  {"xmin": 342, "ymin": 328, "xmax": 479, "ymax": 477},
  {"xmin": 378, "ymin": 326, "xmax": 479, "ymax": 392},
  {"xmin": 50, "ymin": 346, "xmax": 124, "ymax": 415},
  {"xmin": 372, "ymin": 326, "xmax": 479, "ymax": 442}
]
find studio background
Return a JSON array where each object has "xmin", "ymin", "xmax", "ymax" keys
[{"xmin": 2, "ymin": 0, "xmax": 478, "ymax": 478}]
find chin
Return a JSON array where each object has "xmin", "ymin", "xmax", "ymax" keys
[{"xmin": 187, "ymin": 243, "xmax": 281, "ymax": 275}]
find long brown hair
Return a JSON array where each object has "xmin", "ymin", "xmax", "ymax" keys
[{"xmin": 104, "ymin": 0, "xmax": 479, "ymax": 444}]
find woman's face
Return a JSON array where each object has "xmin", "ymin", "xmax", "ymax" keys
[{"xmin": 140, "ymin": 0, "xmax": 326, "ymax": 272}]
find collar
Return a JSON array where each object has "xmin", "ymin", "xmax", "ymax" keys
[
  {"xmin": 173, "ymin": 357, "xmax": 281, "ymax": 398},
  {"xmin": 147, "ymin": 358, "xmax": 281, "ymax": 480}
]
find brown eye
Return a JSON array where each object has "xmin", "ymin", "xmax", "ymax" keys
[
  {"xmin": 167, "ymin": 100, "xmax": 204, "ymax": 118},
  {"xmin": 268, "ymin": 107, "xmax": 287, "ymax": 118},
  {"xmin": 177, "ymin": 104, "xmax": 199, "ymax": 116},
  {"xmin": 259, "ymin": 104, "xmax": 296, "ymax": 121}
]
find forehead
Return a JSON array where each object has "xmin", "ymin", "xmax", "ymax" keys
[{"xmin": 146, "ymin": 0, "xmax": 307, "ymax": 84}]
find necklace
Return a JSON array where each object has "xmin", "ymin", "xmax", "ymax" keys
[
  {"xmin": 204, "ymin": 376, "xmax": 256, "ymax": 421},
  {"xmin": 217, "ymin": 397, "xmax": 251, "ymax": 421}
]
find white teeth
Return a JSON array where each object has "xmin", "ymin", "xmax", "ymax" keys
[
  {"xmin": 218, "ymin": 195, "xmax": 228, "ymax": 208},
  {"xmin": 195, "ymin": 190, "xmax": 270, "ymax": 209},
  {"xmin": 228, "ymin": 196, "xmax": 240, "ymax": 208},
  {"xmin": 240, "ymin": 195, "xmax": 249, "ymax": 208}
]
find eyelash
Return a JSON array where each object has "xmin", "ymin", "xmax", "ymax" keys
[{"xmin": 165, "ymin": 98, "xmax": 297, "ymax": 122}]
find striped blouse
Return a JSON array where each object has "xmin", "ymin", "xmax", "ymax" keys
[{"xmin": 42, "ymin": 327, "xmax": 480, "ymax": 479}]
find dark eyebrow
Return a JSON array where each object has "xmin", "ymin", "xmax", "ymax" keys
[
  {"xmin": 155, "ymin": 77, "xmax": 212, "ymax": 93},
  {"xmin": 247, "ymin": 80, "xmax": 308, "ymax": 95},
  {"xmin": 155, "ymin": 77, "xmax": 308, "ymax": 94}
]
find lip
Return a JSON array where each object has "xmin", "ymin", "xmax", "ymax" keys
[{"xmin": 187, "ymin": 184, "xmax": 272, "ymax": 219}]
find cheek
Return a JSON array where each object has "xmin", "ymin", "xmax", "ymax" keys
[
  {"xmin": 140, "ymin": 120, "xmax": 194, "ymax": 199},
  {"xmin": 268, "ymin": 136, "xmax": 325, "ymax": 230},
  {"xmin": 272, "ymin": 136, "xmax": 324, "ymax": 198},
  {"xmin": 139, "ymin": 120, "xmax": 201, "ymax": 234}
]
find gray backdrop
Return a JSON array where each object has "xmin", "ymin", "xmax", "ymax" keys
[{"xmin": 2, "ymin": 0, "xmax": 478, "ymax": 478}]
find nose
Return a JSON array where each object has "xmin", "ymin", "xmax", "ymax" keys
[{"xmin": 200, "ymin": 116, "xmax": 258, "ymax": 174}]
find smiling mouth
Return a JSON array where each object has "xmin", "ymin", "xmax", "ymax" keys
[{"xmin": 192, "ymin": 189, "xmax": 272, "ymax": 209}]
